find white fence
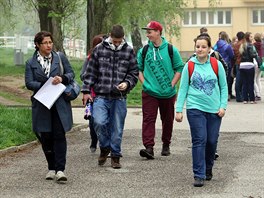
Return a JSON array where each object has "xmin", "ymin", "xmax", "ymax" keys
[{"xmin": 0, "ymin": 35, "xmax": 86, "ymax": 59}]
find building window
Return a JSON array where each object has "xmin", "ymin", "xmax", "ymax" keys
[
  {"xmin": 183, "ymin": 10, "xmax": 232, "ymax": 26},
  {"xmin": 191, "ymin": 12, "xmax": 197, "ymax": 25},
  {"xmin": 201, "ymin": 11, "xmax": 206, "ymax": 24},
  {"xmin": 252, "ymin": 9, "xmax": 264, "ymax": 24}
]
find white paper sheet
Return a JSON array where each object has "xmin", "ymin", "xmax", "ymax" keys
[{"xmin": 33, "ymin": 77, "xmax": 66, "ymax": 109}]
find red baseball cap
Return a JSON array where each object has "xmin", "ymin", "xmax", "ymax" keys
[{"xmin": 142, "ymin": 21, "xmax": 163, "ymax": 33}]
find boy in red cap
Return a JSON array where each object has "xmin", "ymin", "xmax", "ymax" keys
[{"xmin": 138, "ymin": 21, "xmax": 184, "ymax": 159}]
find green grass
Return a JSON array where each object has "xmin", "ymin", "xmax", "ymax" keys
[
  {"xmin": 0, "ymin": 48, "xmax": 142, "ymax": 106},
  {"xmin": 0, "ymin": 48, "xmax": 142, "ymax": 149},
  {"xmin": 0, "ymin": 105, "xmax": 36, "ymax": 149}
]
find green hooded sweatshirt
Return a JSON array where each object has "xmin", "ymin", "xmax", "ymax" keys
[{"xmin": 137, "ymin": 37, "xmax": 184, "ymax": 98}]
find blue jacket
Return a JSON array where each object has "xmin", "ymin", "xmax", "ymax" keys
[
  {"xmin": 176, "ymin": 55, "xmax": 228, "ymax": 113},
  {"xmin": 215, "ymin": 39, "xmax": 234, "ymax": 65},
  {"xmin": 25, "ymin": 51, "xmax": 74, "ymax": 133}
]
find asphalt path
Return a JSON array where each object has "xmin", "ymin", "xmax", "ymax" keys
[{"xmin": 0, "ymin": 80, "xmax": 264, "ymax": 198}]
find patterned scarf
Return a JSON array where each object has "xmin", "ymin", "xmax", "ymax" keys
[{"xmin": 37, "ymin": 51, "xmax": 52, "ymax": 77}]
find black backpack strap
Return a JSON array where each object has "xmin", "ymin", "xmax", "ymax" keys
[
  {"xmin": 168, "ymin": 43, "xmax": 173, "ymax": 63},
  {"xmin": 142, "ymin": 44, "xmax": 149, "ymax": 69},
  {"xmin": 142, "ymin": 43, "xmax": 173, "ymax": 69}
]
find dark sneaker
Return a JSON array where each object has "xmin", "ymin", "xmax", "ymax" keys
[
  {"xmin": 139, "ymin": 147, "xmax": 154, "ymax": 159},
  {"xmin": 193, "ymin": 177, "xmax": 204, "ymax": 187},
  {"xmin": 161, "ymin": 144, "xmax": 170, "ymax": 156},
  {"xmin": 214, "ymin": 152, "xmax": 219, "ymax": 160},
  {"xmin": 111, "ymin": 157, "xmax": 122, "ymax": 169},
  {"xmin": 230, "ymin": 95, "xmax": 236, "ymax": 99},
  {"xmin": 98, "ymin": 147, "xmax": 110, "ymax": 165},
  {"xmin": 90, "ymin": 146, "xmax": 96, "ymax": 153},
  {"xmin": 206, "ymin": 169, "xmax": 213, "ymax": 181}
]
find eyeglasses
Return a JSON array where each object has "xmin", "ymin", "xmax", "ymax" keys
[{"xmin": 40, "ymin": 41, "xmax": 53, "ymax": 45}]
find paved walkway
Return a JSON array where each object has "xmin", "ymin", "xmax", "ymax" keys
[{"xmin": 0, "ymin": 80, "xmax": 264, "ymax": 197}]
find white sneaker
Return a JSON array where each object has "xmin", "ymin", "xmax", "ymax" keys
[
  {"xmin": 45, "ymin": 170, "xmax": 55, "ymax": 180},
  {"xmin": 55, "ymin": 171, "xmax": 67, "ymax": 183}
]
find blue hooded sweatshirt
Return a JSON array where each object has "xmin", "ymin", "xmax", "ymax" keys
[{"xmin": 176, "ymin": 55, "xmax": 228, "ymax": 113}]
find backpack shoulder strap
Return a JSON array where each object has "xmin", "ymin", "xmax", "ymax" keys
[
  {"xmin": 142, "ymin": 44, "xmax": 149, "ymax": 68},
  {"xmin": 210, "ymin": 57, "xmax": 218, "ymax": 76},
  {"xmin": 214, "ymin": 51, "xmax": 220, "ymax": 60},
  {"xmin": 188, "ymin": 60, "xmax": 195, "ymax": 79},
  {"xmin": 168, "ymin": 43, "xmax": 173, "ymax": 63},
  {"xmin": 188, "ymin": 57, "xmax": 218, "ymax": 83}
]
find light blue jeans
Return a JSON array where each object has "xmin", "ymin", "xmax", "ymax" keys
[
  {"xmin": 92, "ymin": 97, "xmax": 127, "ymax": 157},
  {"xmin": 187, "ymin": 109, "xmax": 222, "ymax": 179}
]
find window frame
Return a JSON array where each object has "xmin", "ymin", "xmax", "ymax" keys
[
  {"xmin": 252, "ymin": 9, "xmax": 264, "ymax": 25},
  {"xmin": 182, "ymin": 9, "xmax": 232, "ymax": 27}
]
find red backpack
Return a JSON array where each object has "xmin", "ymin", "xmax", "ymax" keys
[{"xmin": 188, "ymin": 57, "xmax": 218, "ymax": 79}]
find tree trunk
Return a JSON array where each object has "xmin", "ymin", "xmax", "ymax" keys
[
  {"xmin": 87, "ymin": 0, "xmax": 94, "ymax": 54},
  {"xmin": 87, "ymin": 0, "xmax": 108, "ymax": 54},
  {"xmin": 130, "ymin": 20, "xmax": 143, "ymax": 54},
  {"xmin": 37, "ymin": 0, "xmax": 52, "ymax": 32}
]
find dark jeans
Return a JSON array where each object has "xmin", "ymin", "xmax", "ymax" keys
[
  {"xmin": 235, "ymin": 64, "xmax": 243, "ymax": 102},
  {"xmin": 227, "ymin": 64, "xmax": 234, "ymax": 96},
  {"xmin": 89, "ymin": 117, "xmax": 98, "ymax": 148},
  {"xmin": 40, "ymin": 106, "xmax": 67, "ymax": 172},
  {"xmin": 187, "ymin": 109, "xmax": 222, "ymax": 179},
  {"xmin": 240, "ymin": 68, "xmax": 255, "ymax": 102},
  {"xmin": 142, "ymin": 91, "xmax": 176, "ymax": 147}
]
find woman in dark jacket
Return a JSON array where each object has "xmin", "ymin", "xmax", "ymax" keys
[
  {"xmin": 25, "ymin": 31, "xmax": 74, "ymax": 183},
  {"xmin": 214, "ymin": 31, "xmax": 234, "ymax": 100},
  {"xmin": 239, "ymin": 32, "xmax": 258, "ymax": 104}
]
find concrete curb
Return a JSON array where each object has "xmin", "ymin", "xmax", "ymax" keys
[{"xmin": 0, "ymin": 124, "xmax": 87, "ymax": 158}]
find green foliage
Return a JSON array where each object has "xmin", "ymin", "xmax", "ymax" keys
[
  {"xmin": 106, "ymin": 0, "xmax": 187, "ymax": 38},
  {"xmin": 0, "ymin": 105, "xmax": 36, "ymax": 149}
]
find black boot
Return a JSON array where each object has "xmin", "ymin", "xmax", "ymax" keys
[
  {"xmin": 161, "ymin": 144, "xmax": 170, "ymax": 156},
  {"xmin": 98, "ymin": 147, "xmax": 110, "ymax": 165},
  {"xmin": 111, "ymin": 157, "xmax": 122, "ymax": 169},
  {"xmin": 206, "ymin": 169, "xmax": 213, "ymax": 181},
  {"xmin": 139, "ymin": 147, "xmax": 154, "ymax": 159}
]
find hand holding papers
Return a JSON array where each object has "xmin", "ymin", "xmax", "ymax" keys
[{"xmin": 34, "ymin": 77, "xmax": 66, "ymax": 109}]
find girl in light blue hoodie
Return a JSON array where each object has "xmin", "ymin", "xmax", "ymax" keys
[{"xmin": 175, "ymin": 34, "xmax": 228, "ymax": 187}]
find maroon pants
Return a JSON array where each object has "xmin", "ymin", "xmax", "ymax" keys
[{"xmin": 142, "ymin": 91, "xmax": 176, "ymax": 148}]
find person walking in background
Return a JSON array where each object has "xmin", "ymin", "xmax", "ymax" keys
[
  {"xmin": 80, "ymin": 34, "xmax": 106, "ymax": 153},
  {"xmin": 253, "ymin": 33, "xmax": 263, "ymax": 101},
  {"xmin": 25, "ymin": 31, "xmax": 75, "ymax": 183},
  {"xmin": 233, "ymin": 31, "xmax": 245, "ymax": 102},
  {"xmin": 214, "ymin": 31, "xmax": 234, "ymax": 101},
  {"xmin": 137, "ymin": 21, "xmax": 184, "ymax": 159},
  {"xmin": 82, "ymin": 25, "xmax": 138, "ymax": 169},
  {"xmin": 239, "ymin": 32, "xmax": 258, "ymax": 104},
  {"xmin": 176, "ymin": 34, "xmax": 228, "ymax": 187}
]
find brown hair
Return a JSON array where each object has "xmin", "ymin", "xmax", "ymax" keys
[
  {"xmin": 219, "ymin": 31, "xmax": 230, "ymax": 43},
  {"xmin": 254, "ymin": 33, "xmax": 262, "ymax": 42},
  {"xmin": 200, "ymin": 27, "xmax": 208, "ymax": 34},
  {"xmin": 244, "ymin": 32, "xmax": 252, "ymax": 43},
  {"xmin": 110, "ymin": 25, "xmax": 124, "ymax": 38},
  {"xmin": 34, "ymin": 31, "xmax": 53, "ymax": 50},
  {"xmin": 88, "ymin": 34, "xmax": 106, "ymax": 54},
  {"xmin": 195, "ymin": 33, "xmax": 212, "ymax": 47}
]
